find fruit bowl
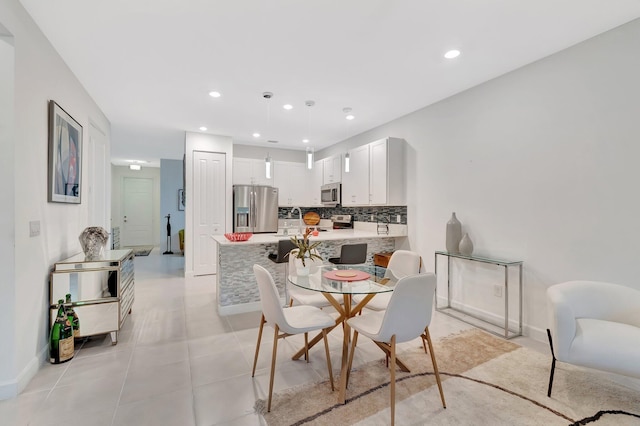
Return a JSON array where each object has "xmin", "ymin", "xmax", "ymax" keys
[{"xmin": 224, "ymin": 232, "xmax": 253, "ymax": 242}]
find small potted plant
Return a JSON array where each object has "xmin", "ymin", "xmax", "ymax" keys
[{"xmin": 288, "ymin": 227, "xmax": 323, "ymax": 276}]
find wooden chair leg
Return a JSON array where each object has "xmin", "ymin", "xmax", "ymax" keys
[
  {"xmin": 390, "ymin": 335, "xmax": 396, "ymax": 426},
  {"xmin": 289, "ymin": 298, "xmax": 294, "ymax": 307},
  {"xmin": 252, "ymin": 314, "xmax": 266, "ymax": 377},
  {"xmin": 322, "ymin": 329, "xmax": 334, "ymax": 391},
  {"xmin": 424, "ymin": 327, "xmax": 446, "ymax": 408},
  {"xmin": 547, "ymin": 329, "xmax": 556, "ymax": 398},
  {"xmin": 267, "ymin": 325, "xmax": 279, "ymax": 412},
  {"xmin": 347, "ymin": 330, "xmax": 359, "ymax": 388},
  {"xmin": 304, "ymin": 332, "xmax": 309, "ymax": 362},
  {"xmin": 421, "ymin": 327, "xmax": 428, "ymax": 354}
]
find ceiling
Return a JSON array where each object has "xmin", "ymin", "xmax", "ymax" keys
[{"xmin": 19, "ymin": 1, "xmax": 640, "ymax": 167}]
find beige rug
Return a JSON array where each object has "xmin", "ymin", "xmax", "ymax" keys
[{"xmin": 255, "ymin": 329, "xmax": 640, "ymax": 425}]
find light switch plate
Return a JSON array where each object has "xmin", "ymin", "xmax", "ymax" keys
[{"xmin": 29, "ymin": 220, "xmax": 40, "ymax": 237}]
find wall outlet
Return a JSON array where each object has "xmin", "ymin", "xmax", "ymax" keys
[
  {"xmin": 396, "ymin": 214, "xmax": 401, "ymax": 223},
  {"xmin": 370, "ymin": 214, "xmax": 375, "ymax": 221},
  {"xmin": 29, "ymin": 220, "xmax": 40, "ymax": 237},
  {"xmin": 493, "ymin": 284, "xmax": 503, "ymax": 298}
]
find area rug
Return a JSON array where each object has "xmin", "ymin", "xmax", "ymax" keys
[
  {"xmin": 255, "ymin": 329, "xmax": 640, "ymax": 425},
  {"xmin": 124, "ymin": 245, "xmax": 154, "ymax": 256}
]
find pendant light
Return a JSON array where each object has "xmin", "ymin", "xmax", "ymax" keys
[
  {"xmin": 265, "ymin": 153, "xmax": 272, "ymax": 179},
  {"xmin": 305, "ymin": 100, "xmax": 315, "ymax": 169},
  {"xmin": 306, "ymin": 147, "xmax": 314, "ymax": 169},
  {"xmin": 263, "ymin": 92, "xmax": 273, "ymax": 178},
  {"xmin": 344, "ymin": 152, "xmax": 350, "ymax": 173}
]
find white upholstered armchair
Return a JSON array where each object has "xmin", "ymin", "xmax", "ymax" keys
[{"xmin": 546, "ymin": 280, "xmax": 640, "ymax": 397}]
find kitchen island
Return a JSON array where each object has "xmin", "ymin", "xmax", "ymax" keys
[{"xmin": 212, "ymin": 223, "xmax": 408, "ymax": 315}]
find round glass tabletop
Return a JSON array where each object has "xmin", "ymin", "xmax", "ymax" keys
[{"xmin": 288, "ymin": 264, "xmax": 394, "ymax": 295}]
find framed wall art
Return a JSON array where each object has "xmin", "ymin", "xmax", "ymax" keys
[
  {"xmin": 48, "ymin": 100, "xmax": 83, "ymax": 203},
  {"xmin": 178, "ymin": 189, "xmax": 185, "ymax": 211}
]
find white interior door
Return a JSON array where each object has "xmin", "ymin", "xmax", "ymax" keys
[
  {"xmin": 193, "ymin": 151, "xmax": 225, "ymax": 276},
  {"xmin": 122, "ymin": 177, "xmax": 153, "ymax": 246},
  {"xmin": 88, "ymin": 122, "xmax": 108, "ymax": 229}
]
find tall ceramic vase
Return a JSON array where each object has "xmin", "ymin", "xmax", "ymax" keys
[
  {"xmin": 459, "ymin": 233, "xmax": 474, "ymax": 256},
  {"xmin": 446, "ymin": 212, "xmax": 462, "ymax": 254}
]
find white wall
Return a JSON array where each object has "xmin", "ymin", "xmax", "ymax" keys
[
  {"xmin": 0, "ymin": 29, "xmax": 16, "ymax": 398},
  {"xmin": 160, "ymin": 159, "xmax": 185, "ymax": 253},
  {"xmin": 184, "ymin": 132, "xmax": 233, "ymax": 276},
  {"xmin": 0, "ymin": 0, "xmax": 111, "ymax": 398},
  {"xmin": 111, "ymin": 165, "xmax": 161, "ymax": 247},
  {"xmin": 321, "ymin": 19, "xmax": 640, "ymax": 341}
]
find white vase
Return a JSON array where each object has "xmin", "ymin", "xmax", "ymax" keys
[
  {"xmin": 459, "ymin": 233, "xmax": 474, "ymax": 256},
  {"xmin": 446, "ymin": 212, "xmax": 462, "ymax": 253}
]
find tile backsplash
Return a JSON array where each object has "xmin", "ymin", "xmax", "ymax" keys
[{"xmin": 278, "ymin": 205, "xmax": 407, "ymax": 224}]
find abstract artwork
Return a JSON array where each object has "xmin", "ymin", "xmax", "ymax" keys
[{"xmin": 48, "ymin": 100, "xmax": 82, "ymax": 203}]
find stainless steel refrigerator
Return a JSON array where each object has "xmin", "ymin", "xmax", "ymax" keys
[{"xmin": 233, "ymin": 185, "xmax": 279, "ymax": 233}]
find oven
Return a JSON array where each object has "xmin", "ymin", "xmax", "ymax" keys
[{"xmin": 321, "ymin": 183, "xmax": 341, "ymax": 206}]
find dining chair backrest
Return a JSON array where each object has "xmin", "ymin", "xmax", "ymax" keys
[
  {"xmin": 377, "ymin": 273, "xmax": 436, "ymax": 343},
  {"xmin": 384, "ymin": 250, "xmax": 421, "ymax": 281},
  {"xmin": 254, "ymin": 264, "xmax": 291, "ymax": 332},
  {"xmin": 339, "ymin": 243, "xmax": 367, "ymax": 264},
  {"xmin": 274, "ymin": 239, "xmax": 297, "ymax": 263}
]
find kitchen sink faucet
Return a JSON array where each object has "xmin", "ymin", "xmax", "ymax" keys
[{"xmin": 291, "ymin": 207, "xmax": 302, "ymax": 235}]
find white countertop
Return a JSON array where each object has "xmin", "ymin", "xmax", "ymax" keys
[{"xmin": 212, "ymin": 222, "xmax": 407, "ymax": 246}]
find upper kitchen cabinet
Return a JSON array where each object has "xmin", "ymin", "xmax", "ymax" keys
[
  {"xmin": 274, "ymin": 161, "xmax": 312, "ymax": 207},
  {"xmin": 232, "ymin": 158, "xmax": 274, "ymax": 186},
  {"xmin": 342, "ymin": 138, "xmax": 405, "ymax": 206},
  {"xmin": 310, "ymin": 160, "xmax": 324, "ymax": 206},
  {"xmin": 322, "ymin": 155, "xmax": 342, "ymax": 184}
]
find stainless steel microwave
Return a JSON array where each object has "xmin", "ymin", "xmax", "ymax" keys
[{"xmin": 321, "ymin": 183, "xmax": 341, "ymax": 206}]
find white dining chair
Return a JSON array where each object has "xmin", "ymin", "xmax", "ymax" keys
[
  {"xmin": 354, "ymin": 250, "xmax": 422, "ymax": 311},
  {"xmin": 346, "ymin": 273, "xmax": 445, "ymax": 426},
  {"xmin": 251, "ymin": 264, "xmax": 335, "ymax": 412}
]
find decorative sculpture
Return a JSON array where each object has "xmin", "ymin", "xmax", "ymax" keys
[{"xmin": 163, "ymin": 214, "xmax": 174, "ymax": 255}]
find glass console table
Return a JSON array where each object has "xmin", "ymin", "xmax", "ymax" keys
[
  {"xmin": 49, "ymin": 249, "xmax": 135, "ymax": 344},
  {"xmin": 434, "ymin": 251, "xmax": 523, "ymax": 339}
]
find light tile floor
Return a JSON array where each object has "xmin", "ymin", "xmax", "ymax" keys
[{"xmin": 0, "ymin": 250, "xmax": 547, "ymax": 426}]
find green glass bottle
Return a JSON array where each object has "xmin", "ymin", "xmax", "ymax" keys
[
  {"xmin": 49, "ymin": 299, "xmax": 74, "ymax": 364},
  {"xmin": 65, "ymin": 293, "xmax": 80, "ymax": 338}
]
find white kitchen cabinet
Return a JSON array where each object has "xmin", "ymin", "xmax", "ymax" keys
[
  {"xmin": 322, "ymin": 155, "xmax": 342, "ymax": 184},
  {"xmin": 232, "ymin": 158, "xmax": 274, "ymax": 186},
  {"xmin": 341, "ymin": 137, "xmax": 405, "ymax": 206},
  {"xmin": 310, "ymin": 160, "xmax": 324, "ymax": 206},
  {"xmin": 274, "ymin": 161, "xmax": 312, "ymax": 207},
  {"xmin": 342, "ymin": 144, "xmax": 369, "ymax": 206}
]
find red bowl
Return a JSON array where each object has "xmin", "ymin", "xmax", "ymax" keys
[{"xmin": 224, "ymin": 232, "xmax": 253, "ymax": 242}]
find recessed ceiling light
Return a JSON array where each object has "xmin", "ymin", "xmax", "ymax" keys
[
  {"xmin": 253, "ymin": 132, "xmax": 261, "ymax": 138},
  {"xmin": 209, "ymin": 91, "xmax": 221, "ymax": 98},
  {"xmin": 199, "ymin": 126, "xmax": 207, "ymax": 131},
  {"xmin": 444, "ymin": 49, "xmax": 461, "ymax": 59},
  {"xmin": 302, "ymin": 139, "xmax": 309, "ymax": 143},
  {"xmin": 283, "ymin": 104, "xmax": 293, "ymax": 110},
  {"xmin": 346, "ymin": 115, "xmax": 355, "ymax": 120}
]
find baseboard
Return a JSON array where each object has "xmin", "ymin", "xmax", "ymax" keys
[
  {"xmin": 218, "ymin": 301, "xmax": 262, "ymax": 316},
  {"xmin": 0, "ymin": 346, "xmax": 47, "ymax": 400},
  {"xmin": 435, "ymin": 295, "xmax": 546, "ymax": 342}
]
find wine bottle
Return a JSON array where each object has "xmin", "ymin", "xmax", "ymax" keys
[
  {"xmin": 65, "ymin": 293, "xmax": 80, "ymax": 338},
  {"xmin": 49, "ymin": 299, "xmax": 74, "ymax": 364}
]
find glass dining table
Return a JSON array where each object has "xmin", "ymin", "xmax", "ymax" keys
[{"xmin": 288, "ymin": 264, "xmax": 395, "ymax": 404}]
